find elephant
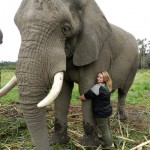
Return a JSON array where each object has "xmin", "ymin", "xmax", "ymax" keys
[
  {"xmin": 0, "ymin": 29, "xmax": 3, "ymax": 44},
  {"xmin": 0, "ymin": 0, "xmax": 139, "ymax": 149}
]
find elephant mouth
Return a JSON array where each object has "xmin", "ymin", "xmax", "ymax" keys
[{"xmin": 0, "ymin": 72, "xmax": 64, "ymax": 108}]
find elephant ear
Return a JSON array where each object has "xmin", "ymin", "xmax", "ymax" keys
[{"xmin": 73, "ymin": 0, "xmax": 112, "ymax": 66}]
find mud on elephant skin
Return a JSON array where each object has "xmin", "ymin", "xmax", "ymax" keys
[{"xmin": 0, "ymin": 0, "xmax": 139, "ymax": 149}]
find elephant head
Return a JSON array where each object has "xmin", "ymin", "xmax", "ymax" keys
[
  {"xmin": 14, "ymin": 0, "xmax": 112, "ymax": 107},
  {"xmin": 1, "ymin": 0, "xmax": 115, "ymax": 149},
  {"xmin": 0, "ymin": 29, "xmax": 3, "ymax": 44}
]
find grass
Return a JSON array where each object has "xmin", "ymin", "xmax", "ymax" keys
[
  {"xmin": 71, "ymin": 69, "xmax": 150, "ymax": 107},
  {"xmin": 0, "ymin": 69, "xmax": 150, "ymax": 106},
  {"xmin": 0, "ymin": 69, "xmax": 150, "ymax": 150},
  {"xmin": 0, "ymin": 70, "xmax": 19, "ymax": 104},
  {"xmin": 111, "ymin": 69, "xmax": 150, "ymax": 107}
]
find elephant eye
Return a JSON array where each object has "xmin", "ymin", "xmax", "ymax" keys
[{"xmin": 61, "ymin": 23, "xmax": 72, "ymax": 37}]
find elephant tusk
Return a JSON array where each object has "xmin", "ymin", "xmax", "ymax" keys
[
  {"xmin": 0, "ymin": 75, "xmax": 17, "ymax": 97},
  {"xmin": 37, "ymin": 72, "xmax": 64, "ymax": 108}
]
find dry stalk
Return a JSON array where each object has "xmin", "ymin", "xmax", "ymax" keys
[
  {"xmin": 121, "ymin": 141, "xmax": 126, "ymax": 150},
  {"xmin": 68, "ymin": 129, "xmax": 83, "ymax": 138},
  {"xmin": 130, "ymin": 140, "xmax": 150, "ymax": 150},
  {"xmin": 14, "ymin": 106, "xmax": 21, "ymax": 114},
  {"xmin": 72, "ymin": 141, "xmax": 86, "ymax": 150},
  {"xmin": 116, "ymin": 115, "xmax": 134, "ymax": 150},
  {"xmin": 2, "ymin": 144, "xmax": 11, "ymax": 150},
  {"xmin": 143, "ymin": 136, "xmax": 148, "ymax": 141},
  {"xmin": 145, "ymin": 145, "xmax": 150, "ymax": 148},
  {"xmin": 68, "ymin": 113, "xmax": 82, "ymax": 117},
  {"xmin": 116, "ymin": 136, "xmax": 135, "ymax": 142},
  {"xmin": 130, "ymin": 129, "xmax": 147, "ymax": 135},
  {"xmin": 117, "ymin": 118, "xmax": 124, "ymax": 137},
  {"xmin": 126, "ymin": 123, "xmax": 129, "ymax": 137},
  {"xmin": 70, "ymin": 105, "xmax": 82, "ymax": 108},
  {"xmin": 68, "ymin": 121, "xmax": 82, "ymax": 126}
]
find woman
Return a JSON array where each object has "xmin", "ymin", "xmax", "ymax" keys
[{"xmin": 79, "ymin": 71, "xmax": 113, "ymax": 149}]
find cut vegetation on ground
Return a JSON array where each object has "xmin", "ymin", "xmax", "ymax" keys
[{"xmin": 0, "ymin": 69, "xmax": 150, "ymax": 149}]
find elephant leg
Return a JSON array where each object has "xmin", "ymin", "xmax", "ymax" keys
[
  {"xmin": 49, "ymin": 80, "xmax": 73, "ymax": 145},
  {"xmin": 116, "ymin": 88, "xmax": 128, "ymax": 120},
  {"xmin": 116, "ymin": 64, "xmax": 138, "ymax": 120},
  {"xmin": 21, "ymin": 104, "xmax": 50, "ymax": 150},
  {"xmin": 80, "ymin": 100, "xmax": 99, "ymax": 147}
]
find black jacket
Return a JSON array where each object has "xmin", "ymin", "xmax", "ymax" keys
[{"xmin": 84, "ymin": 83, "xmax": 112, "ymax": 118}]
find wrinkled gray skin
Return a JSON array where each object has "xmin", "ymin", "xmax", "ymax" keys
[
  {"xmin": 0, "ymin": 29, "xmax": 3, "ymax": 44},
  {"xmin": 14, "ymin": 0, "xmax": 138, "ymax": 149}
]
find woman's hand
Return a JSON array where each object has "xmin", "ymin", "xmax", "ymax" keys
[{"xmin": 79, "ymin": 95, "xmax": 86, "ymax": 100}]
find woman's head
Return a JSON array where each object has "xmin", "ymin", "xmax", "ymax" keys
[
  {"xmin": 97, "ymin": 71, "xmax": 112, "ymax": 91},
  {"xmin": 97, "ymin": 73, "xmax": 104, "ymax": 83}
]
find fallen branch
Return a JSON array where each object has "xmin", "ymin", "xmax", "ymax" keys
[
  {"xmin": 116, "ymin": 136, "xmax": 135, "ymax": 142},
  {"xmin": 130, "ymin": 140, "xmax": 150, "ymax": 150}
]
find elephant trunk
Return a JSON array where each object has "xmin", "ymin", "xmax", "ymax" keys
[
  {"xmin": 22, "ymin": 105, "xmax": 50, "ymax": 150},
  {"xmin": 15, "ymin": 29, "xmax": 66, "ymax": 149},
  {"xmin": 16, "ymin": 60, "xmax": 51, "ymax": 149},
  {"xmin": 16, "ymin": 60, "xmax": 64, "ymax": 149}
]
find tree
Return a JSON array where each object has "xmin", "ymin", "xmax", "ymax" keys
[{"xmin": 137, "ymin": 38, "xmax": 150, "ymax": 69}]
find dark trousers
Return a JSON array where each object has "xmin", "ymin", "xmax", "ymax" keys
[{"xmin": 95, "ymin": 117, "xmax": 113, "ymax": 147}]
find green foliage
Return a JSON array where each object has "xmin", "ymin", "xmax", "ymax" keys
[
  {"xmin": 0, "ymin": 114, "xmax": 33, "ymax": 149},
  {"xmin": 0, "ymin": 61, "xmax": 16, "ymax": 70},
  {"xmin": 1, "ymin": 69, "xmax": 149, "ymax": 107},
  {"xmin": 137, "ymin": 38, "xmax": 150, "ymax": 69},
  {"xmin": 71, "ymin": 83, "xmax": 79, "ymax": 104},
  {"xmin": 0, "ymin": 70, "xmax": 19, "ymax": 104},
  {"xmin": 70, "ymin": 69, "xmax": 150, "ymax": 108}
]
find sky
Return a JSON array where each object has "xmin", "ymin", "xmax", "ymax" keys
[{"xmin": 0, "ymin": 0, "xmax": 150, "ymax": 61}]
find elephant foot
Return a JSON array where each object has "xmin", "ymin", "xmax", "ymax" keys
[
  {"xmin": 115, "ymin": 112, "xmax": 127, "ymax": 120},
  {"xmin": 79, "ymin": 134, "xmax": 100, "ymax": 148},
  {"xmin": 79, "ymin": 122, "xmax": 100, "ymax": 149},
  {"xmin": 102, "ymin": 145, "xmax": 115, "ymax": 150},
  {"xmin": 49, "ymin": 118, "xmax": 70, "ymax": 145},
  {"xmin": 49, "ymin": 132, "xmax": 70, "ymax": 145}
]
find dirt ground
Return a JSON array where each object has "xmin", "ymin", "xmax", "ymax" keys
[
  {"xmin": 1, "ymin": 102, "xmax": 149, "ymax": 131},
  {"xmin": 0, "ymin": 102, "xmax": 150, "ymax": 149}
]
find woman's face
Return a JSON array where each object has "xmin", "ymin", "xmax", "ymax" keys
[{"xmin": 97, "ymin": 73, "xmax": 104, "ymax": 83}]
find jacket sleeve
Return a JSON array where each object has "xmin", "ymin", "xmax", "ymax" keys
[{"xmin": 84, "ymin": 90, "xmax": 96, "ymax": 100}]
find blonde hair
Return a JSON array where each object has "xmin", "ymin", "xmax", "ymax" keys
[{"xmin": 99, "ymin": 71, "xmax": 112, "ymax": 92}]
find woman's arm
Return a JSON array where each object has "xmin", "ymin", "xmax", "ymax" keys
[{"xmin": 79, "ymin": 90, "xmax": 96, "ymax": 101}]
